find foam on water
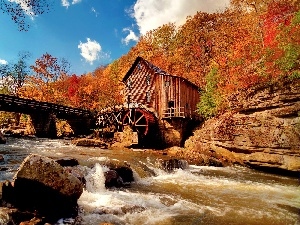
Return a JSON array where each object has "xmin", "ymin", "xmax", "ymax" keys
[
  {"xmin": 87, "ymin": 156, "xmax": 110, "ymax": 163},
  {"xmin": 147, "ymin": 166, "xmax": 300, "ymax": 207},
  {"xmin": 79, "ymin": 191, "xmax": 207, "ymax": 225},
  {"xmin": 77, "ymin": 163, "xmax": 300, "ymax": 225},
  {"xmin": 78, "ymin": 164, "xmax": 211, "ymax": 225},
  {"xmin": 84, "ymin": 163, "xmax": 109, "ymax": 193}
]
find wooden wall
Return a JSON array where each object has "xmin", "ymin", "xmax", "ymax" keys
[{"xmin": 153, "ymin": 74, "xmax": 199, "ymax": 119}]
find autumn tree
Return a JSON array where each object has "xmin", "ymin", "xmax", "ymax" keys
[
  {"xmin": 261, "ymin": 0, "xmax": 300, "ymax": 79},
  {"xmin": 173, "ymin": 12, "xmax": 219, "ymax": 87},
  {"xmin": 137, "ymin": 23, "xmax": 178, "ymax": 72},
  {"xmin": 20, "ymin": 53, "xmax": 71, "ymax": 103},
  {"xmin": 66, "ymin": 74, "xmax": 81, "ymax": 107},
  {"xmin": 100, "ymin": 61, "xmax": 124, "ymax": 107},
  {"xmin": 215, "ymin": 8, "xmax": 264, "ymax": 94},
  {"xmin": 0, "ymin": 51, "xmax": 32, "ymax": 124},
  {"xmin": 0, "ymin": 51, "xmax": 31, "ymax": 96}
]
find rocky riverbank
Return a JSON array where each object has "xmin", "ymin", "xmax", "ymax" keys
[{"xmin": 174, "ymin": 79, "xmax": 300, "ymax": 176}]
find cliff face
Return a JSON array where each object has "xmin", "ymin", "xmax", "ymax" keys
[{"xmin": 184, "ymin": 79, "xmax": 300, "ymax": 175}]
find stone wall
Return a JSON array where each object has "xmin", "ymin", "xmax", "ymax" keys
[{"xmin": 159, "ymin": 118, "xmax": 201, "ymax": 148}]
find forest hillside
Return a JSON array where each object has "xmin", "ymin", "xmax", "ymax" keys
[{"xmin": 1, "ymin": 0, "xmax": 299, "ymax": 123}]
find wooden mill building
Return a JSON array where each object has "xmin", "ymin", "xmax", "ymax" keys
[
  {"xmin": 96, "ymin": 56, "xmax": 201, "ymax": 147},
  {"xmin": 122, "ymin": 56, "xmax": 200, "ymax": 120},
  {"xmin": 120, "ymin": 56, "xmax": 201, "ymax": 147}
]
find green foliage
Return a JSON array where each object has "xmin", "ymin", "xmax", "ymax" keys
[
  {"xmin": 289, "ymin": 71, "xmax": 300, "ymax": 79},
  {"xmin": 275, "ymin": 9, "xmax": 300, "ymax": 80},
  {"xmin": 291, "ymin": 10, "xmax": 300, "ymax": 24},
  {"xmin": 276, "ymin": 44, "xmax": 300, "ymax": 72},
  {"xmin": 197, "ymin": 67, "xmax": 221, "ymax": 119}
]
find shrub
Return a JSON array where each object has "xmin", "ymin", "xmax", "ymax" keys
[{"xmin": 197, "ymin": 67, "xmax": 222, "ymax": 119}]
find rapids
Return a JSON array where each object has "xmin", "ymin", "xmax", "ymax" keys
[{"xmin": 0, "ymin": 137, "xmax": 299, "ymax": 225}]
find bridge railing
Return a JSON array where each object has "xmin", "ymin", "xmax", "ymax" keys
[
  {"xmin": 163, "ymin": 107, "xmax": 185, "ymax": 118},
  {"xmin": 0, "ymin": 94, "xmax": 94, "ymax": 118}
]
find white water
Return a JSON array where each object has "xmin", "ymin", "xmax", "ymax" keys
[
  {"xmin": 77, "ymin": 162, "xmax": 300, "ymax": 225},
  {"xmin": 0, "ymin": 137, "xmax": 299, "ymax": 225}
]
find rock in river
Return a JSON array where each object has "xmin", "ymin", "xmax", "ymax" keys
[
  {"xmin": 156, "ymin": 158, "xmax": 189, "ymax": 172},
  {"xmin": 0, "ymin": 131, "xmax": 6, "ymax": 144},
  {"xmin": 72, "ymin": 138, "xmax": 109, "ymax": 148},
  {"xmin": 2, "ymin": 154, "xmax": 84, "ymax": 222}
]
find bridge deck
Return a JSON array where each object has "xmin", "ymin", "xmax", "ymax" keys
[{"xmin": 0, "ymin": 94, "xmax": 93, "ymax": 119}]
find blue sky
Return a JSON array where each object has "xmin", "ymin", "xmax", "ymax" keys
[{"xmin": 0, "ymin": 0, "xmax": 229, "ymax": 75}]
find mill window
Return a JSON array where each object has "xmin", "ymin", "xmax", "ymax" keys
[
  {"xmin": 127, "ymin": 79, "xmax": 132, "ymax": 90},
  {"xmin": 146, "ymin": 74, "xmax": 151, "ymax": 85},
  {"xmin": 165, "ymin": 80, "xmax": 170, "ymax": 88},
  {"xmin": 146, "ymin": 91, "xmax": 151, "ymax": 103}
]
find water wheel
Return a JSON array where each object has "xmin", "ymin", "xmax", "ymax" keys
[
  {"xmin": 111, "ymin": 110, "xmax": 123, "ymax": 132},
  {"xmin": 122, "ymin": 108, "xmax": 155, "ymax": 136},
  {"xmin": 96, "ymin": 110, "xmax": 124, "ymax": 132}
]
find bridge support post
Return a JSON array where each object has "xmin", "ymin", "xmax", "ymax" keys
[
  {"xmin": 67, "ymin": 116, "xmax": 94, "ymax": 136},
  {"xmin": 30, "ymin": 113, "xmax": 57, "ymax": 138}
]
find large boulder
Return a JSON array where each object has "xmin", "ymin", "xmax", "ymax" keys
[
  {"xmin": 100, "ymin": 159, "xmax": 134, "ymax": 188},
  {"xmin": 104, "ymin": 170, "xmax": 124, "ymax": 188},
  {"xmin": 3, "ymin": 154, "xmax": 84, "ymax": 221}
]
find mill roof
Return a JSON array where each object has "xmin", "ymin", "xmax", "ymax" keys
[{"xmin": 122, "ymin": 56, "xmax": 199, "ymax": 89}]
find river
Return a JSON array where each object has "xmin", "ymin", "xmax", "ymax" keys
[{"xmin": 0, "ymin": 137, "xmax": 299, "ymax": 225}]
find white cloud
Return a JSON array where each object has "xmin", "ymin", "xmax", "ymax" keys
[
  {"xmin": 9, "ymin": 0, "xmax": 35, "ymax": 17},
  {"xmin": 72, "ymin": 0, "xmax": 82, "ymax": 4},
  {"xmin": 0, "ymin": 59, "xmax": 8, "ymax": 65},
  {"xmin": 122, "ymin": 28, "xmax": 139, "ymax": 45},
  {"xmin": 91, "ymin": 7, "xmax": 99, "ymax": 17},
  {"xmin": 61, "ymin": 0, "xmax": 70, "ymax": 8},
  {"xmin": 132, "ymin": 0, "xmax": 230, "ymax": 35},
  {"xmin": 61, "ymin": 0, "xmax": 82, "ymax": 8},
  {"xmin": 78, "ymin": 38, "xmax": 101, "ymax": 65}
]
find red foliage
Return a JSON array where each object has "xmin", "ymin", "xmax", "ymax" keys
[
  {"xmin": 262, "ymin": 1, "xmax": 295, "ymax": 47},
  {"xmin": 67, "ymin": 74, "xmax": 80, "ymax": 98}
]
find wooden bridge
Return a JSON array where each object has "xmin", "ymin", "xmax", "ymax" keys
[
  {"xmin": 0, "ymin": 94, "xmax": 95, "ymax": 138},
  {"xmin": 0, "ymin": 94, "xmax": 93, "ymax": 119}
]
